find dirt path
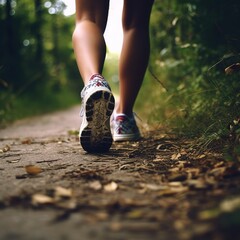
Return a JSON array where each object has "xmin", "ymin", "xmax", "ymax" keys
[{"xmin": 0, "ymin": 106, "xmax": 240, "ymax": 240}]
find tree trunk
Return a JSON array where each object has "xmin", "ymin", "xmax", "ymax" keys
[
  {"xmin": 34, "ymin": 0, "xmax": 44, "ymax": 63},
  {"xmin": 5, "ymin": 0, "xmax": 14, "ymax": 56}
]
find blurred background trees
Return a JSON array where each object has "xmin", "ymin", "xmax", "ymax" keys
[
  {"xmin": 1, "ymin": 0, "xmax": 240, "ymax": 153},
  {"xmin": 0, "ymin": 0, "xmax": 80, "ymax": 123}
]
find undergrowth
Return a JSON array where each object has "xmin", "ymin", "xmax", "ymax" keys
[{"xmin": 135, "ymin": 53, "xmax": 240, "ymax": 159}]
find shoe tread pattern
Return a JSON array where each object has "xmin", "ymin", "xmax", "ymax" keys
[{"xmin": 80, "ymin": 90, "xmax": 115, "ymax": 153}]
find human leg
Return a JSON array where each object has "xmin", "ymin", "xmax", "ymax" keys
[
  {"xmin": 73, "ymin": 0, "xmax": 115, "ymax": 152},
  {"xmin": 116, "ymin": 0, "xmax": 154, "ymax": 115},
  {"xmin": 112, "ymin": 0, "xmax": 154, "ymax": 141},
  {"xmin": 72, "ymin": 0, "xmax": 109, "ymax": 84}
]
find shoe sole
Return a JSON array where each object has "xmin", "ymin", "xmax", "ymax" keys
[{"xmin": 80, "ymin": 90, "xmax": 115, "ymax": 153}]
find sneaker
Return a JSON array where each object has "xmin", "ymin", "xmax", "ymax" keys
[
  {"xmin": 111, "ymin": 113, "xmax": 141, "ymax": 141},
  {"xmin": 79, "ymin": 74, "xmax": 115, "ymax": 153}
]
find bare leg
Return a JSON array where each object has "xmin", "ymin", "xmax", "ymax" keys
[
  {"xmin": 73, "ymin": 0, "xmax": 115, "ymax": 153},
  {"xmin": 117, "ymin": 0, "xmax": 154, "ymax": 116},
  {"xmin": 72, "ymin": 0, "xmax": 109, "ymax": 84}
]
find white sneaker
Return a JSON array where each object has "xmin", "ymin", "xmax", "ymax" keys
[
  {"xmin": 111, "ymin": 113, "xmax": 141, "ymax": 142},
  {"xmin": 80, "ymin": 74, "xmax": 115, "ymax": 152}
]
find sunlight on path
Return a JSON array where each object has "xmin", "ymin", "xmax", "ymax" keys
[{"xmin": 0, "ymin": 106, "xmax": 80, "ymax": 138}]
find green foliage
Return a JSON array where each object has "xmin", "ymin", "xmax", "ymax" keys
[
  {"xmin": 139, "ymin": 0, "xmax": 240, "ymax": 153},
  {"xmin": 0, "ymin": 0, "xmax": 80, "ymax": 125},
  {"xmin": 103, "ymin": 52, "xmax": 120, "ymax": 95}
]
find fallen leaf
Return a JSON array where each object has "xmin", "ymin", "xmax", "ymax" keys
[
  {"xmin": 168, "ymin": 173, "xmax": 187, "ymax": 182},
  {"xmin": 4, "ymin": 145, "xmax": 11, "ymax": 152},
  {"xmin": 118, "ymin": 198, "xmax": 150, "ymax": 207},
  {"xmin": 32, "ymin": 194, "xmax": 54, "ymax": 205},
  {"xmin": 220, "ymin": 196, "xmax": 240, "ymax": 212},
  {"xmin": 168, "ymin": 181, "xmax": 183, "ymax": 187},
  {"xmin": 209, "ymin": 167, "xmax": 226, "ymax": 178},
  {"xmin": 31, "ymin": 187, "xmax": 77, "ymax": 209},
  {"xmin": 104, "ymin": 181, "xmax": 118, "ymax": 192},
  {"xmin": 169, "ymin": 167, "xmax": 181, "ymax": 173},
  {"xmin": 54, "ymin": 186, "xmax": 73, "ymax": 198},
  {"xmin": 140, "ymin": 183, "xmax": 168, "ymax": 191},
  {"xmin": 187, "ymin": 179, "xmax": 211, "ymax": 190},
  {"xmin": 195, "ymin": 154, "xmax": 206, "ymax": 159},
  {"xmin": 225, "ymin": 63, "xmax": 240, "ymax": 75},
  {"xmin": 68, "ymin": 130, "xmax": 79, "ymax": 136},
  {"xmin": 127, "ymin": 210, "xmax": 145, "ymax": 219},
  {"xmin": 21, "ymin": 139, "xmax": 32, "ymax": 144},
  {"xmin": 55, "ymin": 199, "xmax": 77, "ymax": 210},
  {"xmin": 158, "ymin": 186, "xmax": 188, "ymax": 196},
  {"xmin": 89, "ymin": 180, "xmax": 102, "ymax": 190},
  {"xmin": 175, "ymin": 161, "xmax": 186, "ymax": 170},
  {"xmin": 0, "ymin": 145, "xmax": 11, "ymax": 153},
  {"xmin": 25, "ymin": 165, "xmax": 43, "ymax": 175},
  {"xmin": 214, "ymin": 161, "xmax": 225, "ymax": 168},
  {"xmin": 198, "ymin": 208, "xmax": 220, "ymax": 220},
  {"xmin": 152, "ymin": 157, "xmax": 166, "ymax": 162},
  {"xmin": 7, "ymin": 158, "xmax": 21, "ymax": 163},
  {"xmin": 171, "ymin": 153, "xmax": 181, "ymax": 160},
  {"xmin": 185, "ymin": 168, "xmax": 200, "ymax": 179}
]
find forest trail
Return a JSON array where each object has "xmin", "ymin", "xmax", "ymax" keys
[{"xmin": 0, "ymin": 106, "xmax": 240, "ymax": 240}]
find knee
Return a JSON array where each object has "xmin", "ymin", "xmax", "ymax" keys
[
  {"xmin": 74, "ymin": 18, "xmax": 106, "ymax": 35},
  {"xmin": 72, "ymin": 21, "xmax": 89, "ymax": 43},
  {"xmin": 72, "ymin": 19, "xmax": 98, "ymax": 36}
]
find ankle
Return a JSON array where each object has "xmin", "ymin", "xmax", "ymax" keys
[
  {"xmin": 90, "ymin": 74, "xmax": 104, "ymax": 81},
  {"xmin": 115, "ymin": 109, "xmax": 133, "ymax": 118}
]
